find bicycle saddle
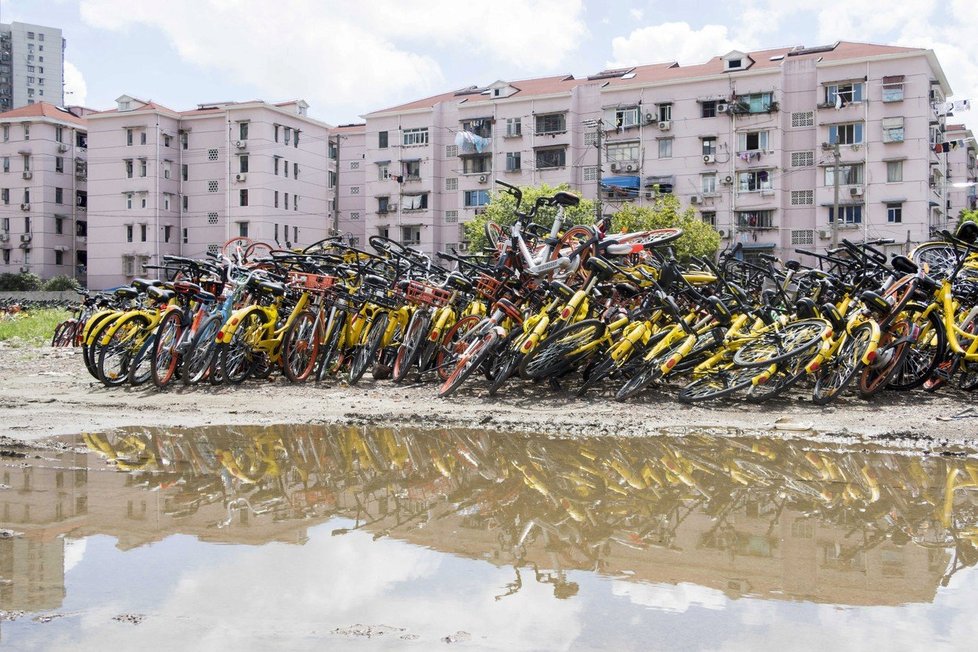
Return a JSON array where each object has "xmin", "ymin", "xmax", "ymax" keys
[{"xmin": 550, "ymin": 191, "xmax": 580, "ymax": 207}]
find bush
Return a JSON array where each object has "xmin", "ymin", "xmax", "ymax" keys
[
  {"xmin": 0, "ymin": 272, "xmax": 42, "ymax": 291},
  {"xmin": 42, "ymin": 275, "xmax": 81, "ymax": 291}
]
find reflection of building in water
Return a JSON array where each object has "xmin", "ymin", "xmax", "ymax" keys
[{"xmin": 0, "ymin": 425, "xmax": 970, "ymax": 612}]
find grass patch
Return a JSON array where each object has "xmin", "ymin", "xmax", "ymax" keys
[{"xmin": 0, "ymin": 309, "xmax": 71, "ymax": 346}]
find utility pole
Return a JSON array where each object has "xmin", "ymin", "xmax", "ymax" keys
[
  {"xmin": 831, "ymin": 141, "xmax": 841, "ymax": 249},
  {"xmin": 595, "ymin": 124, "xmax": 603, "ymax": 221}
]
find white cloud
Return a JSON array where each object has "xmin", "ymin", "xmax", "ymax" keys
[
  {"xmin": 609, "ymin": 22, "xmax": 746, "ymax": 67},
  {"xmin": 612, "ymin": 580, "xmax": 727, "ymax": 613},
  {"xmin": 63, "ymin": 60, "xmax": 88, "ymax": 107},
  {"xmin": 78, "ymin": 0, "xmax": 588, "ymax": 117}
]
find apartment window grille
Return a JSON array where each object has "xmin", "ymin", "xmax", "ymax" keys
[
  {"xmin": 351, "ymin": 186, "xmax": 360, "ymax": 195},
  {"xmin": 207, "ymin": 245, "xmax": 219, "ymax": 257},
  {"xmin": 584, "ymin": 131, "xmax": 598, "ymax": 147},
  {"xmin": 791, "ymin": 151, "xmax": 814, "ymax": 167},
  {"xmin": 445, "ymin": 210, "xmax": 458, "ymax": 223},
  {"xmin": 208, "ymin": 212, "xmax": 219, "ymax": 225},
  {"xmin": 350, "ymin": 161, "xmax": 359, "ymax": 170},
  {"xmin": 791, "ymin": 229, "xmax": 815, "ymax": 245},
  {"xmin": 446, "ymin": 177, "xmax": 458, "ymax": 191},
  {"xmin": 351, "ymin": 212, "xmax": 360, "ymax": 221},
  {"xmin": 791, "ymin": 190, "xmax": 814, "ymax": 205},
  {"xmin": 583, "ymin": 166, "xmax": 599, "ymax": 182},
  {"xmin": 535, "ymin": 148, "xmax": 566, "ymax": 169},
  {"xmin": 535, "ymin": 113, "xmax": 566, "ymax": 135},
  {"xmin": 791, "ymin": 111, "xmax": 814, "ymax": 127},
  {"xmin": 207, "ymin": 149, "xmax": 218, "ymax": 161},
  {"xmin": 208, "ymin": 180, "xmax": 219, "ymax": 192}
]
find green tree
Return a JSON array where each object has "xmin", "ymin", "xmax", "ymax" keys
[
  {"xmin": 959, "ymin": 208, "xmax": 978, "ymax": 227},
  {"xmin": 0, "ymin": 272, "xmax": 42, "ymax": 291},
  {"xmin": 42, "ymin": 274, "xmax": 81, "ymax": 291}
]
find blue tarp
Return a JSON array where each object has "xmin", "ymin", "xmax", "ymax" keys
[{"xmin": 600, "ymin": 175, "xmax": 641, "ymax": 189}]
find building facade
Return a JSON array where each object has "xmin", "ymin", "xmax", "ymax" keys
[
  {"xmin": 946, "ymin": 123, "xmax": 977, "ymax": 219},
  {"xmin": 330, "ymin": 123, "xmax": 366, "ymax": 248},
  {"xmin": 0, "ymin": 103, "xmax": 88, "ymax": 281},
  {"xmin": 0, "ymin": 21, "xmax": 65, "ymax": 112},
  {"xmin": 86, "ymin": 96, "xmax": 334, "ymax": 289},
  {"xmin": 357, "ymin": 41, "xmax": 962, "ymax": 260}
]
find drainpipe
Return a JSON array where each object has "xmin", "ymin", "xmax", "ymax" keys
[
  {"xmin": 70, "ymin": 125, "xmax": 77, "ymax": 283},
  {"xmin": 864, "ymin": 62, "xmax": 869, "ymax": 243},
  {"xmin": 155, "ymin": 116, "xmax": 161, "ymax": 278},
  {"xmin": 332, "ymin": 134, "xmax": 340, "ymax": 236},
  {"xmin": 226, "ymin": 109, "xmax": 232, "ymax": 244}
]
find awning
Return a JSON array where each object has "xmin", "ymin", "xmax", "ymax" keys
[
  {"xmin": 600, "ymin": 175, "xmax": 640, "ymax": 189},
  {"xmin": 374, "ymin": 160, "xmax": 391, "ymax": 165},
  {"xmin": 644, "ymin": 175, "xmax": 675, "ymax": 187},
  {"xmin": 400, "ymin": 157, "xmax": 421, "ymax": 163},
  {"xmin": 740, "ymin": 242, "xmax": 776, "ymax": 250}
]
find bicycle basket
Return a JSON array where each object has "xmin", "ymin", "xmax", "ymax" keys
[
  {"xmin": 474, "ymin": 273, "xmax": 503, "ymax": 300},
  {"xmin": 405, "ymin": 281, "xmax": 452, "ymax": 307},
  {"xmin": 355, "ymin": 285, "xmax": 401, "ymax": 310},
  {"xmin": 288, "ymin": 272, "xmax": 337, "ymax": 294}
]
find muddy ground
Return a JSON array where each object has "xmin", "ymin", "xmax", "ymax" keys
[{"xmin": 1, "ymin": 343, "xmax": 977, "ymax": 450}]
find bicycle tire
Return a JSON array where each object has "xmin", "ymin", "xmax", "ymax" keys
[
  {"xmin": 521, "ymin": 319, "xmax": 606, "ymax": 380},
  {"xmin": 221, "ymin": 310, "xmax": 269, "ymax": 385},
  {"xmin": 316, "ymin": 311, "xmax": 346, "ymax": 381},
  {"xmin": 392, "ymin": 310, "xmax": 429, "ymax": 383},
  {"xmin": 677, "ymin": 365, "xmax": 757, "ymax": 403},
  {"xmin": 887, "ymin": 305, "xmax": 946, "ymax": 391},
  {"xmin": 281, "ymin": 310, "xmax": 320, "ymax": 383},
  {"xmin": 811, "ymin": 322, "xmax": 874, "ymax": 405},
  {"xmin": 745, "ymin": 355, "xmax": 808, "ymax": 403},
  {"xmin": 51, "ymin": 321, "xmax": 69, "ymax": 347},
  {"xmin": 348, "ymin": 312, "xmax": 388, "ymax": 385},
  {"xmin": 439, "ymin": 328, "xmax": 499, "ymax": 398},
  {"xmin": 733, "ymin": 318, "xmax": 829, "ymax": 368},
  {"xmin": 858, "ymin": 320, "xmax": 912, "ymax": 398},
  {"xmin": 97, "ymin": 314, "xmax": 151, "ymax": 387},
  {"xmin": 436, "ymin": 315, "xmax": 482, "ymax": 381},
  {"xmin": 182, "ymin": 316, "xmax": 223, "ymax": 385},
  {"xmin": 614, "ymin": 338, "xmax": 686, "ymax": 401},
  {"xmin": 486, "ymin": 331, "xmax": 524, "ymax": 396},
  {"xmin": 127, "ymin": 331, "xmax": 157, "ymax": 386},
  {"xmin": 84, "ymin": 313, "xmax": 119, "ymax": 380},
  {"xmin": 151, "ymin": 310, "xmax": 184, "ymax": 388}
]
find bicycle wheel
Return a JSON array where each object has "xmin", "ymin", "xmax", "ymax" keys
[
  {"xmin": 97, "ymin": 314, "xmax": 151, "ymax": 387},
  {"xmin": 746, "ymin": 355, "xmax": 808, "ymax": 403},
  {"xmin": 677, "ymin": 365, "xmax": 758, "ymax": 403},
  {"xmin": 127, "ymin": 331, "xmax": 157, "ymax": 386},
  {"xmin": 348, "ymin": 312, "xmax": 388, "ymax": 385},
  {"xmin": 51, "ymin": 321, "xmax": 69, "ymax": 347},
  {"xmin": 436, "ymin": 315, "xmax": 482, "ymax": 381},
  {"xmin": 221, "ymin": 311, "xmax": 269, "ymax": 385},
  {"xmin": 887, "ymin": 305, "xmax": 946, "ymax": 391},
  {"xmin": 282, "ymin": 310, "xmax": 320, "ymax": 383},
  {"xmin": 316, "ymin": 311, "xmax": 346, "ymax": 381},
  {"xmin": 858, "ymin": 320, "xmax": 912, "ymax": 398},
  {"xmin": 151, "ymin": 311, "xmax": 184, "ymax": 389},
  {"xmin": 182, "ymin": 316, "xmax": 223, "ymax": 385},
  {"xmin": 439, "ymin": 328, "xmax": 499, "ymax": 398},
  {"xmin": 614, "ymin": 339, "xmax": 685, "ymax": 401},
  {"xmin": 521, "ymin": 319, "xmax": 606, "ymax": 380},
  {"xmin": 733, "ymin": 318, "xmax": 829, "ymax": 368},
  {"xmin": 811, "ymin": 323, "xmax": 874, "ymax": 405},
  {"xmin": 393, "ymin": 311, "xmax": 432, "ymax": 383},
  {"xmin": 84, "ymin": 313, "xmax": 119, "ymax": 380},
  {"xmin": 911, "ymin": 242, "xmax": 958, "ymax": 281},
  {"xmin": 487, "ymin": 331, "xmax": 525, "ymax": 396}
]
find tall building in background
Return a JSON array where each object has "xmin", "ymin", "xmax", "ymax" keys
[{"xmin": 0, "ymin": 22, "xmax": 65, "ymax": 112}]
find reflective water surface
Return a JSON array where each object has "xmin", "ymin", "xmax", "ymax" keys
[{"xmin": 2, "ymin": 424, "xmax": 978, "ymax": 650}]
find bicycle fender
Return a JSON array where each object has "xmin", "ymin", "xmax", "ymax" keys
[{"xmin": 216, "ymin": 306, "xmax": 263, "ymax": 344}]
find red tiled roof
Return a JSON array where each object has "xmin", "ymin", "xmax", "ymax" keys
[
  {"xmin": 0, "ymin": 101, "xmax": 88, "ymax": 125},
  {"xmin": 96, "ymin": 100, "xmax": 180, "ymax": 116},
  {"xmin": 332, "ymin": 123, "xmax": 366, "ymax": 134}
]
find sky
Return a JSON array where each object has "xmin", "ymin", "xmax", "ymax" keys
[{"xmin": 1, "ymin": 0, "xmax": 975, "ymax": 131}]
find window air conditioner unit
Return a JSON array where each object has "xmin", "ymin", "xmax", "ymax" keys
[
  {"xmin": 610, "ymin": 162, "xmax": 620, "ymax": 172},
  {"xmin": 55, "ymin": 245, "xmax": 68, "ymax": 252},
  {"xmin": 818, "ymin": 229, "xmax": 831, "ymax": 240},
  {"xmin": 22, "ymin": 171, "xmax": 32, "ymax": 180},
  {"xmin": 717, "ymin": 228, "xmax": 729, "ymax": 238},
  {"xmin": 658, "ymin": 120, "xmax": 671, "ymax": 131},
  {"xmin": 58, "ymin": 143, "xmax": 69, "ymax": 152},
  {"xmin": 20, "ymin": 202, "xmax": 30, "ymax": 210},
  {"xmin": 645, "ymin": 112, "xmax": 655, "ymax": 124},
  {"xmin": 235, "ymin": 173, "xmax": 247, "ymax": 182},
  {"xmin": 0, "ymin": 233, "xmax": 8, "ymax": 242},
  {"xmin": 235, "ymin": 140, "xmax": 246, "ymax": 149},
  {"xmin": 850, "ymin": 186, "xmax": 864, "ymax": 196},
  {"xmin": 691, "ymin": 195, "xmax": 702, "ymax": 204},
  {"xmin": 716, "ymin": 103, "xmax": 730, "ymax": 113},
  {"xmin": 624, "ymin": 163, "xmax": 636, "ymax": 172},
  {"xmin": 703, "ymin": 154, "xmax": 716, "ymax": 164},
  {"xmin": 388, "ymin": 202, "xmax": 397, "ymax": 211},
  {"xmin": 478, "ymin": 174, "xmax": 488, "ymax": 183},
  {"xmin": 20, "ymin": 233, "xmax": 32, "ymax": 243},
  {"xmin": 721, "ymin": 175, "xmax": 734, "ymax": 185},
  {"xmin": 19, "ymin": 266, "xmax": 29, "ymax": 273}
]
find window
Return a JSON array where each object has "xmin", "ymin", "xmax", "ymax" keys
[
  {"xmin": 55, "ymin": 126, "xmax": 63, "ymax": 143},
  {"xmin": 701, "ymin": 211, "xmax": 716, "ymax": 226},
  {"xmin": 274, "ymin": 191, "xmax": 279, "ymax": 208},
  {"xmin": 737, "ymin": 130, "xmax": 769, "ymax": 152},
  {"xmin": 55, "ymin": 156, "xmax": 64, "ymax": 173},
  {"xmin": 701, "ymin": 137, "xmax": 717, "ymax": 156},
  {"xmin": 293, "ymin": 162, "xmax": 298, "ymax": 178},
  {"xmin": 446, "ymin": 177, "xmax": 458, "ymax": 191},
  {"xmin": 273, "ymin": 124, "xmax": 280, "ymax": 143},
  {"xmin": 140, "ymin": 132, "xmax": 147, "ymax": 145},
  {"xmin": 163, "ymin": 161, "xmax": 171, "ymax": 179},
  {"xmin": 506, "ymin": 152, "xmax": 521, "ymax": 172},
  {"xmin": 140, "ymin": 196, "xmax": 146, "ymax": 209},
  {"xmin": 882, "ymin": 76, "xmax": 905, "ymax": 102},
  {"xmin": 181, "ymin": 164, "xmax": 188, "ymax": 181},
  {"xmin": 285, "ymin": 193, "xmax": 289, "ymax": 209},
  {"xmin": 462, "ymin": 155, "xmax": 491, "ymax": 174},
  {"xmin": 163, "ymin": 134, "xmax": 171, "ymax": 147},
  {"xmin": 24, "ymin": 125, "xmax": 29, "ymax": 140},
  {"xmin": 402, "ymin": 127, "xmax": 429, "ymax": 146},
  {"xmin": 328, "ymin": 141, "xmax": 337, "ymax": 159},
  {"xmin": 238, "ymin": 221, "xmax": 249, "ymax": 237},
  {"xmin": 284, "ymin": 127, "xmax": 291, "ymax": 145},
  {"xmin": 182, "ymin": 195, "xmax": 188, "ymax": 211},
  {"xmin": 657, "ymin": 103, "xmax": 672, "ymax": 122},
  {"xmin": 181, "ymin": 132, "xmax": 188, "ymax": 150},
  {"xmin": 535, "ymin": 147, "xmax": 566, "ymax": 169},
  {"xmin": 446, "ymin": 144, "xmax": 458, "ymax": 158},
  {"xmin": 164, "ymin": 194, "xmax": 171, "ymax": 210},
  {"xmin": 535, "ymin": 113, "xmax": 566, "ymax": 135},
  {"xmin": 208, "ymin": 180, "xmax": 219, "ymax": 192},
  {"xmin": 464, "ymin": 190, "xmax": 490, "ymax": 207},
  {"xmin": 791, "ymin": 190, "xmax": 814, "ymax": 205},
  {"xmin": 607, "ymin": 141, "xmax": 639, "ymax": 164},
  {"xmin": 825, "ymin": 82, "xmax": 864, "ymax": 105},
  {"xmin": 739, "ymin": 170, "xmax": 772, "ymax": 192},
  {"xmin": 791, "ymin": 151, "xmax": 814, "ymax": 167},
  {"xmin": 2, "ymin": 126, "xmax": 7, "ymax": 141},
  {"xmin": 294, "ymin": 195, "xmax": 299, "ymax": 211},
  {"xmin": 403, "ymin": 193, "xmax": 429, "ymax": 210},
  {"xmin": 208, "ymin": 148, "xmax": 219, "ymax": 161},
  {"xmin": 126, "ymin": 193, "xmax": 133, "ymax": 209},
  {"xmin": 701, "ymin": 101, "xmax": 717, "ymax": 118},
  {"xmin": 824, "ymin": 164, "xmax": 864, "ymax": 186},
  {"xmin": 55, "ymin": 187, "xmax": 63, "ymax": 204},
  {"xmin": 182, "ymin": 228, "xmax": 188, "ymax": 244},
  {"xmin": 284, "ymin": 159, "xmax": 289, "ymax": 178},
  {"xmin": 791, "ymin": 111, "xmax": 814, "ymax": 128},
  {"xmin": 377, "ymin": 196, "xmax": 390, "ymax": 213},
  {"xmin": 126, "ymin": 224, "xmax": 133, "ymax": 243},
  {"xmin": 505, "ymin": 118, "xmax": 521, "ymax": 137},
  {"xmin": 239, "ymin": 155, "xmax": 249, "ymax": 173},
  {"xmin": 328, "ymin": 171, "xmax": 336, "ymax": 188},
  {"xmin": 139, "ymin": 159, "xmax": 147, "ymax": 177},
  {"xmin": 274, "ymin": 157, "xmax": 280, "ymax": 175},
  {"xmin": 736, "ymin": 92, "xmax": 774, "ymax": 113},
  {"xmin": 239, "ymin": 122, "xmax": 249, "ymax": 140},
  {"xmin": 791, "ymin": 230, "xmax": 815, "ymax": 245},
  {"xmin": 609, "ymin": 106, "xmax": 640, "ymax": 129},
  {"xmin": 0, "ymin": 189, "xmax": 7, "ymax": 204},
  {"xmin": 886, "ymin": 160, "xmax": 903, "ymax": 183},
  {"xmin": 829, "ymin": 123, "xmax": 864, "ymax": 145},
  {"xmin": 445, "ymin": 210, "xmax": 458, "ymax": 223},
  {"xmin": 239, "ymin": 189, "xmax": 249, "ymax": 206},
  {"xmin": 882, "ymin": 117, "xmax": 904, "ymax": 143},
  {"xmin": 208, "ymin": 212, "xmax": 218, "ymax": 224},
  {"xmin": 701, "ymin": 174, "xmax": 716, "ymax": 194},
  {"xmin": 27, "ymin": 32, "xmax": 34, "ymax": 39},
  {"xmin": 887, "ymin": 202, "xmax": 903, "ymax": 223},
  {"xmin": 140, "ymin": 224, "xmax": 148, "ymax": 241},
  {"xmin": 461, "ymin": 118, "xmax": 492, "ymax": 138},
  {"xmin": 163, "ymin": 225, "xmax": 172, "ymax": 243},
  {"xmin": 55, "ymin": 250, "xmax": 63, "ymax": 266},
  {"xmin": 401, "ymin": 226, "xmax": 421, "ymax": 246},
  {"xmin": 377, "ymin": 162, "xmax": 389, "ymax": 180},
  {"xmin": 403, "ymin": 159, "xmax": 421, "ymax": 179},
  {"xmin": 379, "ymin": 130, "xmax": 388, "ymax": 148},
  {"xmin": 828, "ymin": 205, "xmax": 863, "ymax": 224},
  {"xmin": 658, "ymin": 138, "xmax": 673, "ymax": 159},
  {"xmin": 737, "ymin": 210, "xmax": 774, "ymax": 229}
]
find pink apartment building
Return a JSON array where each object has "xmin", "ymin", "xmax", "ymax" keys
[
  {"xmin": 0, "ymin": 102, "xmax": 89, "ymax": 281},
  {"xmin": 85, "ymin": 96, "xmax": 334, "ymax": 289},
  {"xmin": 330, "ymin": 122, "xmax": 366, "ymax": 248},
  {"xmin": 358, "ymin": 41, "xmax": 960, "ymax": 261},
  {"xmin": 945, "ymin": 123, "xmax": 977, "ymax": 220}
]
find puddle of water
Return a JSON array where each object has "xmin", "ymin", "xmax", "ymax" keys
[{"xmin": 1, "ymin": 425, "xmax": 977, "ymax": 650}]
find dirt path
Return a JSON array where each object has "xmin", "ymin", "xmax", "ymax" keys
[{"xmin": 2, "ymin": 343, "xmax": 977, "ymax": 449}]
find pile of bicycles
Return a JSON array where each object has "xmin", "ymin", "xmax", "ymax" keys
[{"xmin": 69, "ymin": 179, "xmax": 978, "ymax": 405}]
